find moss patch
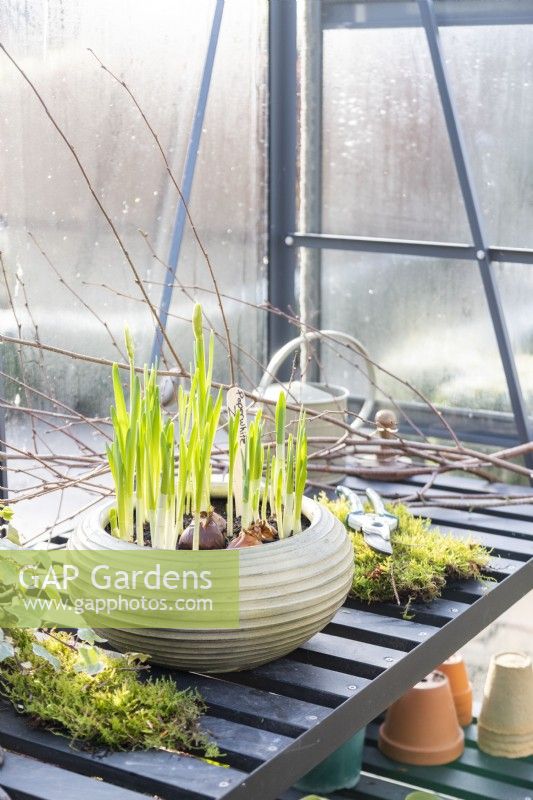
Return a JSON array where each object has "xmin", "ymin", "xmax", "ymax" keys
[
  {"xmin": 0, "ymin": 629, "xmax": 218, "ymax": 756},
  {"xmin": 318, "ymin": 494, "xmax": 491, "ymax": 605}
]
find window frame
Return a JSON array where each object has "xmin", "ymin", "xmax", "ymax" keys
[{"xmin": 268, "ymin": 0, "xmax": 533, "ymax": 455}]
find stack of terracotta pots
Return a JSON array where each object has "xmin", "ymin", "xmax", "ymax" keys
[
  {"xmin": 378, "ymin": 670, "xmax": 465, "ymax": 765},
  {"xmin": 379, "ymin": 649, "xmax": 533, "ymax": 765},
  {"xmin": 438, "ymin": 653, "xmax": 473, "ymax": 727}
]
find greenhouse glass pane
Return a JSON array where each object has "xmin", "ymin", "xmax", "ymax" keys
[
  {"xmin": 0, "ymin": 0, "xmax": 267, "ymax": 414},
  {"xmin": 319, "ymin": 250, "xmax": 527, "ymax": 414},
  {"xmin": 440, "ymin": 25, "xmax": 533, "ymax": 249},
  {"xmin": 322, "ymin": 26, "xmax": 469, "ymax": 242},
  {"xmin": 493, "ymin": 261, "xmax": 533, "ymax": 408}
]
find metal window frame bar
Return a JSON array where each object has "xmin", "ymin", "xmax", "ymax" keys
[
  {"xmin": 322, "ymin": 0, "xmax": 533, "ymax": 30},
  {"xmin": 297, "ymin": 1, "xmax": 324, "ymax": 382},
  {"xmin": 418, "ymin": 0, "xmax": 533, "ymax": 464},
  {"xmin": 269, "ymin": 0, "xmax": 533, "ymax": 457},
  {"xmin": 268, "ymin": 0, "xmax": 298, "ymax": 363},
  {"xmin": 288, "ymin": 233, "xmax": 533, "ymax": 265},
  {"xmin": 150, "ymin": 0, "xmax": 224, "ymax": 366}
]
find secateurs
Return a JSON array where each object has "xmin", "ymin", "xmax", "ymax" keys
[{"xmin": 335, "ymin": 485, "xmax": 397, "ymax": 555}]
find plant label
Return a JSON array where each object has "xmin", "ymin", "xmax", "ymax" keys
[{"xmin": 227, "ymin": 386, "xmax": 247, "ymax": 516}]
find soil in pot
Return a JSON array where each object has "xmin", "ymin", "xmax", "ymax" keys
[{"xmin": 105, "ymin": 500, "xmax": 310, "ymax": 550}]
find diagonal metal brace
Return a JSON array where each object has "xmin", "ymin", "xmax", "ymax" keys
[{"xmin": 418, "ymin": 0, "xmax": 533, "ymax": 470}]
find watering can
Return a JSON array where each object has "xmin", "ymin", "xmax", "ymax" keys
[{"xmin": 254, "ymin": 330, "xmax": 375, "ymax": 484}]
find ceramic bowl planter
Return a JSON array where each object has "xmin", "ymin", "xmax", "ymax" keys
[
  {"xmin": 378, "ymin": 671, "xmax": 464, "ymax": 765},
  {"xmin": 68, "ymin": 482, "xmax": 354, "ymax": 674},
  {"xmin": 438, "ymin": 653, "xmax": 473, "ymax": 726},
  {"xmin": 478, "ymin": 651, "xmax": 533, "ymax": 758}
]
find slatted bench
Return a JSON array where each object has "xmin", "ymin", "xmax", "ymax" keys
[
  {"xmin": 359, "ymin": 716, "xmax": 533, "ymax": 800},
  {"xmin": 0, "ymin": 474, "xmax": 530, "ymax": 800}
]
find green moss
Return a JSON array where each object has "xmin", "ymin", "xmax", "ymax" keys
[
  {"xmin": 318, "ymin": 494, "xmax": 491, "ymax": 604},
  {"xmin": 0, "ymin": 629, "xmax": 218, "ymax": 757}
]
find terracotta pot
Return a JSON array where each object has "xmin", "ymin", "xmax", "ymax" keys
[
  {"xmin": 378, "ymin": 671, "xmax": 464, "ymax": 765},
  {"xmin": 68, "ymin": 481, "xmax": 354, "ymax": 673},
  {"xmin": 294, "ymin": 728, "xmax": 365, "ymax": 794},
  {"xmin": 478, "ymin": 651, "xmax": 533, "ymax": 758},
  {"xmin": 438, "ymin": 653, "xmax": 473, "ymax": 726}
]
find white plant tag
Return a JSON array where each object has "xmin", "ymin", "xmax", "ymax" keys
[{"xmin": 227, "ymin": 386, "xmax": 247, "ymax": 517}]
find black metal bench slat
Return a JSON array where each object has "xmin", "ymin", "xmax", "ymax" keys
[
  {"xmin": 326, "ymin": 607, "xmax": 439, "ymax": 650},
  {"xmin": 347, "ymin": 474, "xmax": 533, "ymax": 526},
  {"xmin": 347, "ymin": 594, "xmax": 471, "ymax": 626},
  {"xmin": 478, "ymin": 555, "xmax": 524, "ymax": 577},
  {"xmin": 294, "ymin": 632, "xmax": 406, "ymax": 677},
  {"xmin": 420, "ymin": 521, "xmax": 533, "ymax": 561},
  {"xmin": 419, "ymin": 507, "xmax": 533, "ymax": 542},
  {"xmin": 0, "ymin": 705, "xmax": 243, "ymax": 800},
  {"xmin": 1, "ymin": 476, "xmax": 531, "ymax": 800},
  {"xmin": 401, "ymin": 472, "xmax": 533, "ymax": 501},
  {"xmin": 440, "ymin": 581, "xmax": 492, "ymax": 604},
  {"xmin": 202, "ymin": 716, "xmax": 293, "ymax": 772},
  {"xmin": 162, "ymin": 672, "xmax": 331, "ymax": 738},
  {"xmin": 0, "ymin": 749, "xmax": 153, "ymax": 800},
  {"xmin": 223, "ymin": 657, "xmax": 372, "ymax": 707},
  {"xmin": 351, "ymin": 471, "xmax": 533, "ymax": 498}
]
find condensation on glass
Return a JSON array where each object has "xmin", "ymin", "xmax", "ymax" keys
[
  {"xmin": 319, "ymin": 23, "xmax": 533, "ymax": 414},
  {"xmin": 0, "ymin": 0, "xmax": 268, "ymax": 415},
  {"xmin": 319, "ymin": 252, "xmax": 531, "ymax": 414}
]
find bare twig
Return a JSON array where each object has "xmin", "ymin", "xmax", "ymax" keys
[
  {"xmin": 87, "ymin": 48, "xmax": 235, "ymax": 383},
  {"xmin": 0, "ymin": 42, "xmax": 185, "ymax": 373}
]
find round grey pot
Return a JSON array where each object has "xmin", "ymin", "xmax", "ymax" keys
[{"xmin": 68, "ymin": 484, "xmax": 354, "ymax": 673}]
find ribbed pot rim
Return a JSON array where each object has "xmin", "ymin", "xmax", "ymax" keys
[{"xmin": 75, "ymin": 481, "xmax": 332, "ymax": 555}]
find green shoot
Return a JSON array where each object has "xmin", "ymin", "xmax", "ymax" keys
[
  {"xmin": 105, "ymin": 306, "xmax": 309, "ymax": 548},
  {"xmin": 293, "ymin": 410, "xmax": 307, "ymax": 534},
  {"xmin": 275, "ymin": 392, "xmax": 286, "ymax": 462},
  {"xmin": 283, "ymin": 434, "xmax": 294, "ymax": 538},
  {"xmin": 227, "ymin": 409, "xmax": 241, "ymax": 535},
  {"xmin": 260, "ymin": 447, "xmax": 271, "ymax": 522}
]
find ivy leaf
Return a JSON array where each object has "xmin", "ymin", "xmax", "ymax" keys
[
  {"xmin": 5, "ymin": 525, "xmax": 21, "ymax": 545},
  {"xmin": 76, "ymin": 628, "xmax": 107, "ymax": 645},
  {"xmin": 74, "ymin": 645, "xmax": 105, "ymax": 675},
  {"xmin": 0, "ymin": 505, "xmax": 15, "ymax": 522},
  {"xmin": 0, "ymin": 640, "xmax": 15, "ymax": 662},
  {"xmin": 32, "ymin": 643, "xmax": 61, "ymax": 672}
]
